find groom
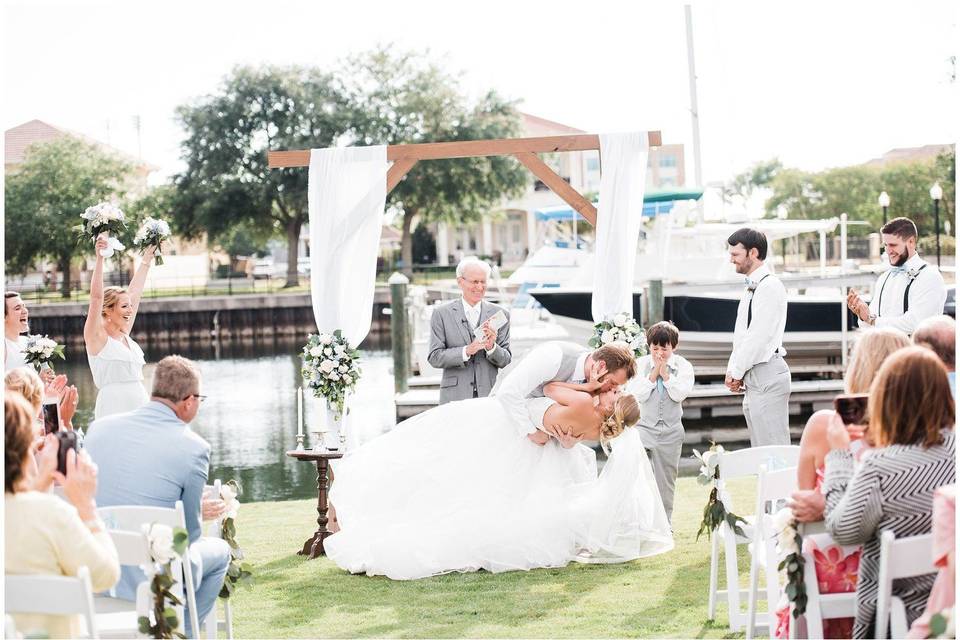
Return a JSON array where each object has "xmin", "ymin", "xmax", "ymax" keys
[{"xmin": 496, "ymin": 341, "xmax": 637, "ymax": 444}]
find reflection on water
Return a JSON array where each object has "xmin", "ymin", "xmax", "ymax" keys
[{"xmin": 58, "ymin": 334, "xmax": 395, "ymax": 502}]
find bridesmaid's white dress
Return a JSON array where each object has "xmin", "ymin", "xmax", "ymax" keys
[
  {"xmin": 88, "ymin": 335, "xmax": 149, "ymax": 419},
  {"xmin": 325, "ymin": 396, "xmax": 674, "ymax": 580}
]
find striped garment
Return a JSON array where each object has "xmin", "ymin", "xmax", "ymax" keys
[{"xmin": 823, "ymin": 429, "xmax": 955, "ymax": 639}]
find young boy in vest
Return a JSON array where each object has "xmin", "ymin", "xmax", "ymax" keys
[{"xmin": 628, "ymin": 321, "xmax": 695, "ymax": 523}]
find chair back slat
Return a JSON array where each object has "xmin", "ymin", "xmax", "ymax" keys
[
  {"xmin": 758, "ymin": 465, "xmax": 799, "ymax": 502},
  {"xmin": 98, "ymin": 502, "xmax": 186, "ymax": 532},
  {"xmin": 718, "ymin": 445, "xmax": 801, "ymax": 481},
  {"xmin": 5, "ymin": 566, "xmax": 99, "ymax": 638},
  {"xmin": 876, "ymin": 530, "xmax": 937, "ymax": 638},
  {"xmin": 108, "ymin": 530, "xmax": 152, "ymax": 566}
]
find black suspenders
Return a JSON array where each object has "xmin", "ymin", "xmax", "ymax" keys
[
  {"xmin": 876, "ymin": 263, "xmax": 927, "ymax": 317},
  {"xmin": 747, "ymin": 274, "xmax": 771, "ymax": 328}
]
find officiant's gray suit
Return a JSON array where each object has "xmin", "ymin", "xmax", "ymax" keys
[{"xmin": 428, "ymin": 299, "xmax": 512, "ymax": 404}]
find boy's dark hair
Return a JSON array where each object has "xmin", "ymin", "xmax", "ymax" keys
[
  {"xmin": 646, "ymin": 321, "xmax": 679, "ymax": 348},
  {"xmin": 880, "ymin": 217, "xmax": 918, "ymax": 240},
  {"xmin": 727, "ymin": 228, "xmax": 768, "ymax": 260}
]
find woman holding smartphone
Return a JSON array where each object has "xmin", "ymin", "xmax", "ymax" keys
[{"xmin": 84, "ymin": 236, "xmax": 156, "ymax": 419}]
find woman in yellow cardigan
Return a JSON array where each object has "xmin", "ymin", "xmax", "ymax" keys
[{"xmin": 4, "ymin": 392, "xmax": 120, "ymax": 639}]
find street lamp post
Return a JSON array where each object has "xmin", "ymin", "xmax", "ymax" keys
[
  {"xmin": 930, "ymin": 182, "xmax": 943, "ymax": 268},
  {"xmin": 878, "ymin": 191, "xmax": 890, "ymax": 226}
]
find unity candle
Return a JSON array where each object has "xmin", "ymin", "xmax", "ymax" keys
[{"xmin": 297, "ymin": 386, "xmax": 303, "ymax": 437}]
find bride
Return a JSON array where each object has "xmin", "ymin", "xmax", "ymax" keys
[{"xmin": 325, "ymin": 376, "xmax": 674, "ymax": 580}]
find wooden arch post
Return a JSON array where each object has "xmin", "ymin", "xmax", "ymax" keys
[{"xmin": 267, "ymin": 132, "xmax": 662, "ymax": 227}]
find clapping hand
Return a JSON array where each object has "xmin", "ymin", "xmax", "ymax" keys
[
  {"xmin": 33, "ymin": 433, "xmax": 60, "ymax": 492},
  {"xmin": 45, "ymin": 374, "xmax": 67, "ymax": 398},
  {"xmin": 846, "ymin": 289, "xmax": 869, "ymax": 322},
  {"xmin": 480, "ymin": 323, "xmax": 496, "ymax": 351},
  {"xmin": 59, "ymin": 385, "xmax": 79, "ymax": 428}
]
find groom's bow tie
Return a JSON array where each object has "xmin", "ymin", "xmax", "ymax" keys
[
  {"xmin": 745, "ymin": 278, "xmax": 758, "ymax": 292},
  {"xmin": 888, "ymin": 266, "xmax": 908, "ymax": 275}
]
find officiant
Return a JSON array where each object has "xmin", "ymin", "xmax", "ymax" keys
[{"xmin": 427, "ymin": 257, "xmax": 512, "ymax": 404}]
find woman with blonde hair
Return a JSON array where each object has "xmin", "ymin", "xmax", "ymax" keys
[
  {"xmin": 324, "ymin": 356, "xmax": 672, "ymax": 580},
  {"xmin": 5, "ymin": 391, "xmax": 120, "ymax": 638},
  {"xmin": 5, "ymin": 367, "xmax": 79, "ymax": 437},
  {"xmin": 83, "ymin": 235, "xmax": 156, "ymax": 418},
  {"xmin": 824, "ymin": 346, "xmax": 955, "ymax": 638}
]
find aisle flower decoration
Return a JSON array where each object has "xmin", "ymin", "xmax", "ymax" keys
[
  {"xmin": 22, "ymin": 334, "xmax": 65, "ymax": 373},
  {"xmin": 133, "ymin": 217, "xmax": 172, "ymax": 265},
  {"xmin": 772, "ymin": 507, "xmax": 808, "ymax": 617},
  {"xmin": 218, "ymin": 479, "xmax": 253, "ymax": 599},
  {"xmin": 301, "ymin": 330, "xmax": 361, "ymax": 419},
  {"xmin": 138, "ymin": 523, "xmax": 189, "ymax": 639},
  {"xmin": 693, "ymin": 443, "xmax": 748, "ymax": 540},
  {"xmin": 76, "ymin": 202, "xmax": 126, "ymax": 257},
  {"xmin": 588, "ymin": 313, "xmax": 647, "ymax": 358}
]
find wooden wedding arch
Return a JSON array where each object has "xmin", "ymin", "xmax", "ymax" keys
[{"xmin": 267, "ymin": 132, "xmax": 662, "ymax": 227}]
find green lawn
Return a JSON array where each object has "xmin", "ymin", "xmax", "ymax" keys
[{"xmin": 224, "ymin": 476, "xmax": 758, "ymax": 638}]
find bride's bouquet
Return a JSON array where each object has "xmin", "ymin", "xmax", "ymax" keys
[
  {"xmin": 301, "ymin": 330, "xmax": 361, "ymax": 419},
  {"xmin": 76, "ymin": 202, "xmax": 126, "ymax": 258},
  {"xmin": 133, "ymin": 217, "xmax": 172, "ymax": 265},
  {"xmin": 589, "ymin": 313, "xmax": 647, "ymax": 358},
  {"xmin": 22, "ymin": 334, "xmax": 66, "ymax": 373}
]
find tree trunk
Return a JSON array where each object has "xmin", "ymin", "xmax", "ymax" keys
[
  {"xmin": 59, "ymin": 254, "xmax": 72, "ymax": 299},
  {"xmin": 285, "ymin": 218, "xmax": 301, "ymax": 288},
  {"xmin": 400, "ymin": 210, "xmax": 415, "ymax": 278}
]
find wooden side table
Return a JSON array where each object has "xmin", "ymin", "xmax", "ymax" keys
[{"xmin": 286, "ymin": 449, "xmax": 344, "ymax": 559}]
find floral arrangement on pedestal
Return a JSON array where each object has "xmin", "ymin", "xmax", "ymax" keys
[
  {"xmin": 133, "ymin": 217, "xmax": 172, "ymax": 265},
  {"xmin": 218, "ymin": 480, "xmax": 253, "ymax": 599},
  {"xmin": 300, "ymin": 330, "xmax": 361, "ymax": 420},
  {"xmin": 692, "ymin": 443, "xmax": 748, "ymax": 540},
  {"xmin": 75, "ymin": 202, "xmax": 126, "ymax": 257},
  {"xmin": 22, "ymin": 334, "xmax": 65, "ymax": 373},
  {"xmin": 588, "ymin": 313, "xmax": 647, "ymax": 358},
  {"xmin": 772, "ymin": 507, "xmax": 808, "ymax": 618},
  {"xmin": 138, "ymin": 523, "xmax": 189, "ymax": 639}
]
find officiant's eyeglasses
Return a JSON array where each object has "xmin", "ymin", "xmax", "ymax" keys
[{"xmin": 183, "ymin": 394, "xmax": 208, "ymax": 403}]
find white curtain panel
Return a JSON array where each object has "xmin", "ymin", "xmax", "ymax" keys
[
  {"xmin": 591, "ymin": 132, "xmax": 649, "ymax": 323},
  {"xmin": 308, "ymin": 145, "xmax": 388, "ymax": 347}
]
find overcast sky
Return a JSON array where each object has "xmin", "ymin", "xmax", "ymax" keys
[{"xmin": 4, "ymin": 0, "xmax": 957, "ymax": 189}]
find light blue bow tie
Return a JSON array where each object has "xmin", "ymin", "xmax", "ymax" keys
[{"xmin": 889, "ymin": 266, "xmax": 908, "ymax": 275}]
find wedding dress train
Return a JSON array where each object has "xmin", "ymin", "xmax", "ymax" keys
[{"xmin": 325, "ymin": 396, "xmax": 673, "ymax": 580}]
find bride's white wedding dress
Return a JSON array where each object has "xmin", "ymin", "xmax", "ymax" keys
[
  {"xmin": 88, "ymin": 334, "xmax": 149, "ymax": 419},
  {"xmin": 325, "ymin": 396, "xmax": 674, "ymax": 580}
]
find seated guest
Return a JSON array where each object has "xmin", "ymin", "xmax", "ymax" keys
[
  {"xmin": 824, "ymin": 346, "xmax": 955, "ymax": 639},
  {"xmin": 84, "ymin": 355, "xmax": 229, "ymax": 638},
  {"xmin": 913, "ymin": 314, "xmax": 956, "ymax": 401},
  {"xmin": 5, "ymin": 367, "xmax": 81, "ymax": 441},
  {"xmin": 5, "ymin": 392, "xmax": 120, "ymax": 639}
]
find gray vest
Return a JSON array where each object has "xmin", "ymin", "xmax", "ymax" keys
[
  {"xmin": 528, "ymin": 341, "xmax": 587, "ymax": 398},
  {"xmin": 638, "ymin": 361, "xmax": 684, "ymax": 428}
]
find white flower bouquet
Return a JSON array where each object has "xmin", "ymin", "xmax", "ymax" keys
[
  {"xmin": 133, "ymin": 217, "xmax": 172, "ymax": 265},
  {"xmin": 301, "ymin": 330, "xmax": 361, "ymax": 420},
  {"xmin": 22, "ymin": 334, "xmax": 66, "ymax": 373},
  {"xmin": 76, "ymin": 202, "xmax": 126, "ymax": 257},
  {"xmin": 588, "ymin": 313, "xmax": 647, "ymax": 358}
]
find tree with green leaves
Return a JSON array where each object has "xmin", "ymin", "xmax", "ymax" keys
[
  {"xmin": 172, "ymin": 65, "xmax": 356, "ymax": 287},
  {"xmin": 722, "ymin": 158, "xmax": 783, "ymax": 211},
  {"xmin": 341, "ymin": 47, "xmax": 528, "ymax": 275},
  {"xmin": 5, "ymin": 137, "xmax": 134, "ymax": 297}
]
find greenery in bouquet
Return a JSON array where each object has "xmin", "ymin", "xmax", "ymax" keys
[
  {"xmin": 218, "ymin": 479, "xmax": 253, "ymax": 599},
  {"xmin": 22, "ymin": 334, "xmax": 65, "ymax": 373},
  {"xmin": 772, "ymin": 507, "xmax": 808, "ymax": 618},
  {"xmin": 588, "ymin": 313, "xmax": 647, "ymax": 358},
  {"xmin": 301, "ymin": 330, "xmax": 361, "ymax": 420},
  {"xmin": 692, "ymin": 443, "xmax": 748, "ymax": 541},
  {"xmin": 134, "ymin": 217, "xmax": 172, "ymax": 265},
  {"xmin": 75, "ymin": 202, "xmax": 127, "ymax": 253},
  {"xmin": 138, "ymin": 523, "xmax": 189, "ymax": 639}
]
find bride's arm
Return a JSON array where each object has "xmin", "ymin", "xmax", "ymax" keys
[{"xmin": 543, "ymin": 383, "xmax": 594, "ymax": 409}]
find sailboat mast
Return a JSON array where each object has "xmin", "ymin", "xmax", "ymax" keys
[{"xmin": 684, "ymin": 4, "xmax": 704, "ymax": 221}]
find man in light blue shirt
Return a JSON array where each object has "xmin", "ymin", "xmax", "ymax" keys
[
  {"xmin": 85, "ymin": 355, "xmax": 229, "ymax": 637},
  {"xmin": 913, "ymin": 315, "xmax": 956, "ymax": 402}
]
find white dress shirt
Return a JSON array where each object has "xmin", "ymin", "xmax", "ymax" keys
[
  {"xmin": 460, "ymin": 298, "xmax": 498, "ymax": 362},
  {"xmin": 630, "ymin": 353, "xmax": 695, "ymax": 403},
  {"xmin": 4, "ymin": 336, "xmax": 27, "ymax": 372},
  {"xmin": 861, "ymin": 253, "xmax": 947, "ymax": 334},
  {"xmin": 496, "ymin": 342, "xmax": 583, "ymax": 437},
  {"xmin": 727, "ymin": 264, "xmax": 788, "ymax": 380}
]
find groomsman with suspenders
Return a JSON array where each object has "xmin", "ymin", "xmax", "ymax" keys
[
  {"xmin": 846, "ymin": 217, "xmax": 947, "ymax": 335},
  {"xmin": 724, "ymin": 228, "xmax": 792, "ymax": 446}
]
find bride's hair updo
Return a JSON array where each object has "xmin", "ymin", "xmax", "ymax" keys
[
  {"xmin": 600, "ymin": 394, "xmax": 640, "ymax": 442},
  {"xmin": 101, "ymin": 286, "xmax": 128, "ymax": 317}
]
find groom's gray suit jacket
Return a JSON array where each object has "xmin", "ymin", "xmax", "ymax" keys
[{"xmin": 427, "ymin": 299, "xmax": 512, "ymax": 404}]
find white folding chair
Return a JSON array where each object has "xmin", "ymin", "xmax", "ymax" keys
[
  {"xmin": 746, "ymin": 464, "xmax": 799, "ymax": 639},
  {"xmin": 204, "ymin": 479, "xmax": 234, "ymax": 640},
  {"xmin": 93, "ymin": 529, "xmax": 161, "ymax": 639},
  {"xmin": 5, "ymin": 565, "xmax": 99, "ymax": 639},
  {"xmin": 786, "ymin": 520, "xmax": 856, "ymax": 640},
  {"xmin": 876, "ymin": 530, "xmax": 936, "ymax": 639},
  {"xmin": 97, "ymin": 501, "xmax": 201, "ymax": 638},
  {"xmin": 707, "ymin": 444, "xmax": 801, "ymax": 632}
]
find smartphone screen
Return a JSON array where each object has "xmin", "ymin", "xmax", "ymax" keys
[
  {"xmin": 834, "ymin": 394, "xmax": 869, "ymax": 426},
  {"xmin": 42, "ymin": 401, "xmax": 60, "ymax": 434}
]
